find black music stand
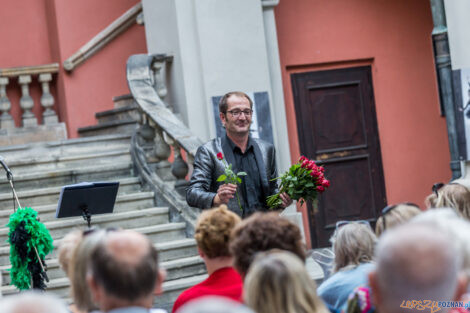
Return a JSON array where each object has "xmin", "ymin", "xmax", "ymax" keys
[{"xmin": 55, "ymin": 182, "xmax": 119, "ymax": 228}]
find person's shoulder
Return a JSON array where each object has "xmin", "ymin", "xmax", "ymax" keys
[{"xmin": 251, "ymin": 137, "xmax": 274, "ymax": 148}]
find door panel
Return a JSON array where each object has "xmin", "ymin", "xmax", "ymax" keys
[{"xmin": 291, "ymin": 66, "xmax": 386, "ymax": 248}]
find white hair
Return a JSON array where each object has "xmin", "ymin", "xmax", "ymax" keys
[
  {"xmin": 410, "ymin": 208, "xmax": 470, "ymax": 276},
  {"xmin": 0, "ymin": 291, "xmax": 68, "ymax": 313},
  {"xmin": 375, "ymin": 222, "xmax": 460, "ymax": 313}
]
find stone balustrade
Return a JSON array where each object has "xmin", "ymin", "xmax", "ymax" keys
[
  {"xmin": 127, "ymin": 53, "xmax": 203, "ymax": 232},
  {"xmin": 0, "ymin": 63, "xmax": 60, "ymax": 129}
]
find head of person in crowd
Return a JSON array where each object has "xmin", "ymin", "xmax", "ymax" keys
[
  {"xmin": 375, "ymin": 203, "xmax": 421, "ymax": 237},
  {"xmin": 0, "ymin": 291, "xmax": 68, "ymax": 313},
  {"xmin": 87, "ymin": 229, "xmax": 165, "ymax": 312},
  {"xmin": 229, "ymin": 212, "xmax": 306, "ymax": 277},
  {"xmin": 244, "ymin": 250, "xmax": 329, "ymax": 313},
  {"xmin": 411, "ymin": 208, "xmax": 470, "ymax": 282},
  {"xmin": 369, "ymin": 223, "xmax": 465, "ymax": 313},
  {"xmin": 426, "ymin": 182, "xmax": 470, "ymax": 220},
  {"xmin": 176, "ymin": 296, "xmax": 255, "ymax": 313},
  {"xmin": 195, "ymin": 205, "xmax": 241, "ymax": 270},
  {"xmin": 331, "ymin": 221, "xmax": 377, "ymax": 273},
  {"xmin": 69, "ymin": 228, "xmax": 108, "ymax": 313},
  {"xmin": 58, "ymin": 229, "xmax": 83, "ymax": 279}
]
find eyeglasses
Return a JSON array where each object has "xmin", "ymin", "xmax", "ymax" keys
[
  {"xmin": 381, "ymin": 202, "xmax": 419, "ymax": 230},
  {"xmin": 432, "ymin": 182, "xmax": 444, "ymax": 197},
  {"xmin": 226, "ymin": 109, "xmax": 253, "ymax": 117},
  {"xmin": 335, "ymin": 220, "xmax": 370, "ymax": 230}
]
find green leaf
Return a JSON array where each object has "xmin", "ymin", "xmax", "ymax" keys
[
  {"xmin": 237, "ymin": 177, "xmax": 242, "ymax": 184},
  {"xmin": 217, "ymin": 174, "xmax": 227, "ymax": 182},
  {"xmin": 237, "ymin": 172, "xmax": 248, "ymax": 176}
]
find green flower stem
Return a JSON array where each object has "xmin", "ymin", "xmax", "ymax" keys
[{"xmin": 236, "ymin": 191, "xmax": 242, "ymax": 212}]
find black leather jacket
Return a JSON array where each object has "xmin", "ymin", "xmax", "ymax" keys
[{"xmin": 186, "ymin": 135, "xmax": 279, "ymax": 217}]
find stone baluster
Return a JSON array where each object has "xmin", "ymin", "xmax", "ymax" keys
[
  {"xmin": 18, "ymin": 75, "xmax": 37, "ymax": 127},
  {"xmin": 39, "ymin": 73, "xmax": 58, "ymax": 124},
  {"xmin": 0, "ymin": 77, "xmax": 14, "ymax": 129},
  {"xmin": 171, "ymin": 143, "xmax": 189, "ymax": 196}
]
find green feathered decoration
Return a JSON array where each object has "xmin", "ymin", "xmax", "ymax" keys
[{"xmin": 7, "ymin": 207, "xmax": 53, "ymax": 290}]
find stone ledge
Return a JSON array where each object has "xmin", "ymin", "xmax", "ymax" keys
[{"xmin": 0, "ymin": 123, "xmax": 67, "ymax": 146}]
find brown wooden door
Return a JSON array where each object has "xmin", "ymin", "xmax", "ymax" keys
[{"xmin": 291, "ymin": 66, "xmax": 387, "ymax": 248}]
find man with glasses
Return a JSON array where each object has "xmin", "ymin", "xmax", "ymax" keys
[{"xmin": 187, "ymin": 91, "xmax": 291, "ymax": 217}]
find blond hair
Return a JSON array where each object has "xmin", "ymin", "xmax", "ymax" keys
[
  {"xmin": 244, "ymin": 250, "xmax": 330, "ymax": 313},
  {"xmin": 375, "ymin": 204, "xmax": 421, "ymax": 236},
  {"xmin": 431, "ymin": 183, "xmax": 470, "ymax": 220},
  {"xmin": 195, "ymin": 205, "xmax": 241, "ymax": 258},
  {"xmin": 58, "ymin": 230, "xmax": 83, "ymax": 277},
  {"xmin": 70, "ymin": 229, "xmax": 108, "ymax": 311},
  {"xmin": 332, "ymin": 223, "xmax": 376, "ymax": 272}
]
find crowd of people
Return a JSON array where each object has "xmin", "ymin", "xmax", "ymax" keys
[{"xmin": 2, "ymin": 180, "xmax": 470, "ymax": 313}]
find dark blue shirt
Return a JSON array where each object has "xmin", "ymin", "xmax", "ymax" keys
[{"xmin": 226, "ymin": 135, "xmax": 265, "ymax": 216}]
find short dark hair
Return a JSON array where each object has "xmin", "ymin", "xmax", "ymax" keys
[
  {"xmin": 90, "ymin": 237, "xmax": 159, "ymax": 301},
  {"xmin": 229, "ymin": 212, "xmax": 306, "ymax": 276},
  {"xmin": 218, "ymin": 91, "xmax": 253, "ymax": 114}
]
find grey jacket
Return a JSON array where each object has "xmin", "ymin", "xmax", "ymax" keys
[{"xmin": 186, "ymin": 135, "xmax": 278, "ymax": 217}]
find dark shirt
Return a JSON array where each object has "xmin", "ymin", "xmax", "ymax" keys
[{"xmin": 226, "ymin": 135, "xmax": 265, "ymax": 216}]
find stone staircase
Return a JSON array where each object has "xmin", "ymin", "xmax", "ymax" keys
[{"xmin": 0, "ymin": 96, "xmax": 207, "ymax": 311}]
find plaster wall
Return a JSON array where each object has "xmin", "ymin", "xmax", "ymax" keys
[
  {"xmin": 0, "ymin": 0, "xmax": 56, "ymax": 126},
  {"xmin": 445, "ymin": 0, "xmax": 470, "ymax": 70},
  {"xmin": 274, "ymin": 0, "xmax": 451, "ymax": 245},
  {"xmin": 143, "ymin": 0, "xmax": 291, "ymax": 171}
]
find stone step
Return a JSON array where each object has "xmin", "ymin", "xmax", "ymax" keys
[
  {"xmin": 78, "ymin": 119, "xmax": 138, "ymax": 137},
  {"xmin": 1, "ymin": 254, "xmax": 204, "ymax": 287},
  {"xmin": 113, "ymin": 94, "xmax": 135, "ymax": 109},
  {"xmin": 95, "ymin": 105, "xmax": 139, "ymax": 125},
  {"xmin": 0, "ymin": 134, "xmax": 131, "ymax": 160},
  {"xmin": 0, "ymin": 222, "xmax": 190, "ymax": 266},
  {"xmin": 0, "ymin": 190, "xmax": 155, "ymax": 227},
  {"xmin": 158, "ymin": 274, "xmax": 208, "ymax": 312},
  {"xmin": 0, "ymin": 164, "xmax": 136, "ymax": 209},
  {"xmin": 0, "ymin": 163, "xmax": 137, "ymax": 193},
  {"xmin": 0, "ymin": 207, "xmax": 169, "ymax": 247},
  {"xmin": 1, "ymin": 148, "xmax": 131, "ymax": 176}
]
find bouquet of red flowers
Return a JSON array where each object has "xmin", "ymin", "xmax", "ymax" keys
[{"xmin": 267, "ymin": 156, "xmax": 330, "ymax": 209}]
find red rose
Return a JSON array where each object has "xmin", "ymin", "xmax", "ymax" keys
[
  {"xmin": 319, "ymin": 166, "xmax": 325, "ymax": 173},
  {"xmin": 322, "ymin": 179, "xmax": 330, "ymax": 188},
  {"xmin": 310, "ymin": 171, "xmax": 316, "ymax": 177},
  {"xmin": 317, "ymin": 185, "xmax": 325, "ymax": 192},
  {"xmin": 301, "ymin": 160, "xmax": 309, "ymax": 168},
  {"xmin": 299, "ymin": 156, "xmax": 307, "ymax": 163},
  {"xmin": 308, "ymin": 160, "xmax": 316, "ymax": 169},
  {"xmin": 217, "ymin": 152, "xmax": 224, "ymax": 160}
]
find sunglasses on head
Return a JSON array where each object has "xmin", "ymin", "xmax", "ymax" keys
[
  {"xmin": 432, "ymin": 182, "xmax": 445, "ymax": 197},
  {"xmin": 335, "ymin": 220, "xmax": 370, "ymax": 230},
  {"xmin": 381, "ymin": 202, "xmax": 419, "ymax": 231}
]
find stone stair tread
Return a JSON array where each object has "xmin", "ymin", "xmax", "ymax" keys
[
  {"xmin": 0, "ymin": 173, "xmax": 139, "ymax": 201},
  {"xmin": 0, "ymin": 190, "xmax": 154, "ymax": 221},
  {"xmin": 0, "ymin": 254, "xmax": 202, "ymax": 273},
  {"xmin": 78, "ymin": 119, "xmax": 137, "ymax": 133},
  {"xmin": 95, "ymin": 105, "xmax": 138, "ymax": 118},
  {"xmin": 162, "ymin": 274, "xmax": 208, "ymax": 292},
  {"xmin": 2, "ymin": 148, "xmax": 130, "ymax": 169},
  {"xmin": 0, "ymin": 207, "xmax": 169, "ymax": 236},
  {"xmin": 0, "ymin": 230, "xmax": 194, "ymax": 258},
  {"xmin": 0, "ymin": 134, "xmax": 131, "ymax": 155}
]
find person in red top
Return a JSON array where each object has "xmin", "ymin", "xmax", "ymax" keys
[{"xmin": 172, "ymin": 205, "xmax": 243, "ymax": 313}]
